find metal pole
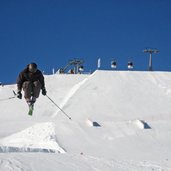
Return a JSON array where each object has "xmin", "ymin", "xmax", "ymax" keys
[
  {"xmin": 46, "ymin": 95, "xmax": 72, "ymax": 120},
  {"xmin": 144, "ymin": 48, "xmax": 159, "ymax": 71},
  {"xmin": 149, "ymin": 53, "xmax": 152, "ymax": 71}
]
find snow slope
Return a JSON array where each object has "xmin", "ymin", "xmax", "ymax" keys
[{"xmin": 0, "ymin": 70, "xmax": 171, "ymax": 171}]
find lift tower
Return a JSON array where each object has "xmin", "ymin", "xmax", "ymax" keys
[{"xmin": 143, "ymin": 48, "xmax": 159, "ymax": 71}]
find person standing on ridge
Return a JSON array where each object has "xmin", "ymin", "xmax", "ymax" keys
[{"xmin": 16, "ymin": 63, "xmax": 47, "ymax": 107}]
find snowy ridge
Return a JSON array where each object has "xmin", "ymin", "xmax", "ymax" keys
[
  {"xmin": 52, "ymin": 76, "xmax": 89, "ymax": 117},
  {"xmin": 66, "ymin": 70, "xmax": 171, "ymax": 121}
]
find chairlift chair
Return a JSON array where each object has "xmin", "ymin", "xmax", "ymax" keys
[
  {"xmin": 111, "ymin": 61, "xmax": 117, "ymax": 69},
  {"xmin": 128, "ymin": 61, "xmax": 133, "ymax": 69}
]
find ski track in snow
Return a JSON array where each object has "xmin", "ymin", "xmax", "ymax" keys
[
  {"xmin": 0, "ymin": 154, "xmax": 170, "ymax": 171},
  {"xmin": 52, "ymin": 76, "xmax": 90, "ymax": 117},
  {"xmin": 79, "ymin": 155, "xmax": 171, "ymax": 171},
  {"xmin": 0, "ymin": 158, "xmax": 31, "ymax": 171}
]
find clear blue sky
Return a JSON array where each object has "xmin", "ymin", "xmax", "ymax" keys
[{"xmin": 0, "ymin": 0, "xmax": 171, "ymax": 84}]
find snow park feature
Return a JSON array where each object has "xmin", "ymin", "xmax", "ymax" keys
[
  {"xmin": 86, "ymin": 119, "xmax": 101, "ymax": 127},
  {"xmin": 133, "ymin": 119, "xmax": 151, "ymax": 129},
  {"xmin": 0, "ymin": 70, "xmax": 171, "ymax": 170},
  {"xmin": 0, "ymin": 122, "xmax": 65, "ymax": 153}
]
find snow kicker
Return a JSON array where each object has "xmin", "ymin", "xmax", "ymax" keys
[{"xmin": 0, "ymin": 122, "xmax": 65, "ymax": 153}]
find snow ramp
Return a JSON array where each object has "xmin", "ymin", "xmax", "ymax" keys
[
  {"xmin": 62, "ymin": 70, "xmax": 171, "ymax": 122},
  {"xmin": 51, "ymin": 70, "xmax": 171, "ymax": 162},
  {"xmin": 0, "ymin": 122, "xmax": 65, "ymax": 153}
]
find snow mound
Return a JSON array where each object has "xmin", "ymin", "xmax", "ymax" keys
[
  {"xmin": 133, "ymin": 120, "xmax": 151, "ymax": 129},
  {"xmin": 86, "ymin": 119, "xmax": 101, "ymax": 127},
  {"xmin": 0, "ymin": 122, "xmax": 65, "ymax": 153}
]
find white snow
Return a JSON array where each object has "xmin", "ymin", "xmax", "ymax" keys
[
  {"xmin": 0, "ymin": 122, "xmax": 65, "ymax": 153},
  {"xmin": 0, "ymin": 70, "xmax": 171, "ymax": 170}
]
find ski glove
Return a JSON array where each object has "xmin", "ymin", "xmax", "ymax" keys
[
  {"xmin": 17, "ymin": 91, "xmax": 22, "ymax": 99},
  {"xmin": 42, "ymin": 88, "xmax": 47, "ymax": 96}
]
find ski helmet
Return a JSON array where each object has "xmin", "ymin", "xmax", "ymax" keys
[{"xmin": 28, "ymin": 63, "xmax": 37, "ymax": 73}]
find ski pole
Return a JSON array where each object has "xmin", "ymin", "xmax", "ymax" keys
[
  {"xmin": 46, "ymin": 95, "xmax": 72, "ymax": 120},
  {"xmin": 0, "ymin": 91, "xmax": 17, "ymax": 101},
  {"xmin": 0, "ymin": 96, "xmax": 16, "ymax": 101}
]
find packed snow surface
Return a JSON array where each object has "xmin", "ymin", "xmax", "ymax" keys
[
  {"xmin": 0, "ymin": 70, "xmax": 171, "ymax": 171},
  {"xmin": 0, "ymin": 122, "xmax": 65, "ymax": 153}
]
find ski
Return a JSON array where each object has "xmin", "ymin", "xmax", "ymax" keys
[
  {"xmin": 28, "ymin": 104, "xmax": 34, "ymax": 116},
  {"xmin": 13, "ymin": 90, "xmax": 35, "ymax": 116}
]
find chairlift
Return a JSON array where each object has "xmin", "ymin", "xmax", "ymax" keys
[
  {"xmin": 59, "ymin": 68, "xmax": 64, "ymax": 74},
  {"xmin": 111, "ymin": 61, "xmax": 117, "ymax": 69},
  {"xmin": 68, "ymin": 69, "xmax": 74, "ymax": 74},
  {"xmin": 79, "ymin": 66, "xmax": 84, "ymax": 72},
  {"xmin": 128, "ymin": 61, "xmax": 133, "ymax": 69}
]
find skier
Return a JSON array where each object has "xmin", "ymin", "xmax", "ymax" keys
[{"xmin": 16, "ymin": 63, "xmax": 47, "ymax": 106}]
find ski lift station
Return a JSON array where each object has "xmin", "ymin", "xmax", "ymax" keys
[
  {"xmin": 54, "ymin": 58, "xmax": 135, "ymax": 74},
  {"xmin": 53, "ymin": 48, "xmax": 159, "ymax": 75},
  {"xmin": 56, "ymin": 59, "xmax": 85, "ymax": 74}
]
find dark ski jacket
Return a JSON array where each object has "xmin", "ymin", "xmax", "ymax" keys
[{"xmin": 17, "ymin": 66, "xmax": 45, "ymax": 91}]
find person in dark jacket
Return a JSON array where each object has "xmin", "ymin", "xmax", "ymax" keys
[{"xmin": 17, "ymin": 63, "xmax": 47, "ymax": 105}]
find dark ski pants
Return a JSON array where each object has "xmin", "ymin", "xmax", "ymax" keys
[{"xmin": 22, "ymin": 81, "xmax": 41, "ymax": 100}]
